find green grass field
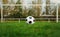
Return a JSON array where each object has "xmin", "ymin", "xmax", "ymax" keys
[{"xmin": 0, "ymin": 21, "xmax": 60, "ymax": 37}]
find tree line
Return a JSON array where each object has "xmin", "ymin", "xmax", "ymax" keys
[{"xmin": 0, "ymin": 0, "xmax": 60, "ymax": 18}]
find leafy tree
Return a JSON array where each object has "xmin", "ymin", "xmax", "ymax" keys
[{"xmin": 9, "ymin": 0, "xmax": 23, "ymax": 18}]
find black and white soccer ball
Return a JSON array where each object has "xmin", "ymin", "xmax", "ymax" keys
[{"xmin": 26, "ymin": 16, "xmax": 35, "ymax": 24}]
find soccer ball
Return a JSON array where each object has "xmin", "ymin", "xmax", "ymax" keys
[{"xmin": 26, "ymin": 16, "xmax": 35, "ymax": 24}]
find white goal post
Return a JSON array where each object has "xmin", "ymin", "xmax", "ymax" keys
[
  {"xmin": 1, "ymin": 3, "xmax": 3, "ymax": 22},
  {"xmin": 0, "ymin": 4, "xmax": 59, "ymax": 22},
  {"xmin": 56, "ymin": 4, "xmax": 58, "ymax": 23}
]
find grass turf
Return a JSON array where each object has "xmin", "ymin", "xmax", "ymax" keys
[{"xmin": 0, "ymin": 21, "xmax": 60, "ymax": 37}]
